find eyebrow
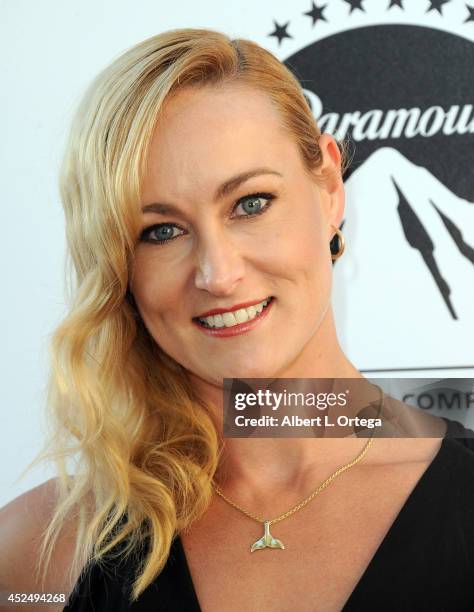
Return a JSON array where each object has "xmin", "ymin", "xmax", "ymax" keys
[{"xmin": 141, "ymin": 167, "xmax": 283, "ymax": 215}]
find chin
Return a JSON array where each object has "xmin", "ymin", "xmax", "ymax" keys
[{"xmin": 219, "ymin": 360, "xmax": 281, "ymax": 382}]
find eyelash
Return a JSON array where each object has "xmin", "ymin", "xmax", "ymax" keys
[{"xmin": 139, "ymin": 192, "xmax": 276, "ymax": 246}]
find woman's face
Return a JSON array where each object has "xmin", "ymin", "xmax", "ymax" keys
[{"xmin": 130, "ymin": 83, "xmax": 344, "ymax": 387}]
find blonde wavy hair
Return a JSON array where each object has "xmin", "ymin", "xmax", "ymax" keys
[{"xmin": 30, "ymin": 28, "xmax": 348, "ymax": 601}]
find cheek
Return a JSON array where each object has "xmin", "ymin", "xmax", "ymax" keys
[
  {"xmin": 130, "ymin": 254, "xmax": 183, "ymax": 322},
  {"xmin": 272, "ymin": 211, "xmax": 329, "ymax": 276},
  {"xmin": 274, "ymin": 218, "xmax": 332, "ymax": 318}
]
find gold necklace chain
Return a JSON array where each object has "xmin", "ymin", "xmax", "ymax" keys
[{"xmin": 212, "ymin": 384, "xmax": 384, "ymax": 552}]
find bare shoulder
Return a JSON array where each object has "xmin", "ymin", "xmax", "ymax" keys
[{"xmin": 0, "ymin": 478, "xmax": 80, "ymax": 609}]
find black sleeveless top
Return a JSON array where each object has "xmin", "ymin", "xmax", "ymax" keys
[{"xmin": 64, "ymin": 418, "xmax": 474, "ymax": 611}]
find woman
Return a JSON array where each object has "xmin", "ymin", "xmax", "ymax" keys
[{"xmin": 1, "ymin": 28, "xmax": 473, "ymax": 612}]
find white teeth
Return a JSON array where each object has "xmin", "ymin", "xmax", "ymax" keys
[
  {"xmin": 222, "ymin": 312, "xmax": 237, "ymax": 327},
  {"xmin": 213, "ymin": 314, "xmax": 225, "ymax": 328},
  {"xmin": 247, "ymin": 305, "xmax": 257, "ymax": 318},
  {"xmin": 234, "ymin": 309, "xmax": 249, "ymax": 324},
  {"xmin": 197, "ymin": 297, "xmax": 272, "ymax": 328}
]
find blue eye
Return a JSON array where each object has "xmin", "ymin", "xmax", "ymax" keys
[
  {"xmin": 139, "ymin": 192, "xmax": 276, "ymax": 246},
  {"xmin": 232, "ymin": 193, "xmax": 275, "ymax": 218},
  {"xmin": 139, "ymin": 223, "xmax": 185, "ymax": 245},
  {"xmin": 140, "ymin": 223, "xmax": 182, "ymax": 243}
]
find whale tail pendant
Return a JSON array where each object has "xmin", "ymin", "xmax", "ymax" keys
[{"xmin": 250, "ymin": 521, "xmax": 285, "ymax": 552}]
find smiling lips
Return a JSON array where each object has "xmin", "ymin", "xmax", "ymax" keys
[
  {"xmin": 194, "ymin": 296, "xmax": 273, "ymax": 329},
  {"xmin": 193, "ymin": 296, "xmax": 274, "ymax": 336},
  {"xmin": 195, "ymin": 295, "xmax": 272, "ymax": 318}
]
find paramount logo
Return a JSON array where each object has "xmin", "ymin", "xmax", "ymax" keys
[{"xmin": 303, "ymin": 90, "xmax": 474, "ymax": 141}]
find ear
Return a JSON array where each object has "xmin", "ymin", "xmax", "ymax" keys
[{"xmin": 315, "ymin": 133, "xmax": 345, "ymax": 236}]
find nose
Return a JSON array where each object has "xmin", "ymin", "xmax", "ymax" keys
[{"xmin": 194, "ymin": 229, "xmax": 245, "ymax": 296}]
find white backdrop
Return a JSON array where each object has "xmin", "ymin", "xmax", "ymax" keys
[{"xmin": 2, "ymin": 0, "xmax": 473, "ymax": 507}]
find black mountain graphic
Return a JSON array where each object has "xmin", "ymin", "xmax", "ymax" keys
[{"xmin": 338, "ymin": 147, "xmax": 474, "ymax": 321}]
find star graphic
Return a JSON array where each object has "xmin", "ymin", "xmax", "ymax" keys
[
  {"xmin": 303, "ymin": 2, "xmax": 328, "ymax": 26},
  {"xmin": 387, "ymin": 0, "xmax": 404, "ymax": 8},
  {"xmin": 464, "ymin": 4, "xmax": 474, "ymax": 22},
  {"xmin": 343, "ymin": 0, "xmax": 366, "ymax": 13},
  {"xmin": 426, "ymin": 0, "xmax": 451, "ymax": 15},
  {"xmin": 268, "ymin": 20, "xmax": 292, "ymax": 46}
]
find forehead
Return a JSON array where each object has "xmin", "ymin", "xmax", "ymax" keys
[{"xmin": 142, "ymin": 84, "xmax": 301, "ymax": 198}]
